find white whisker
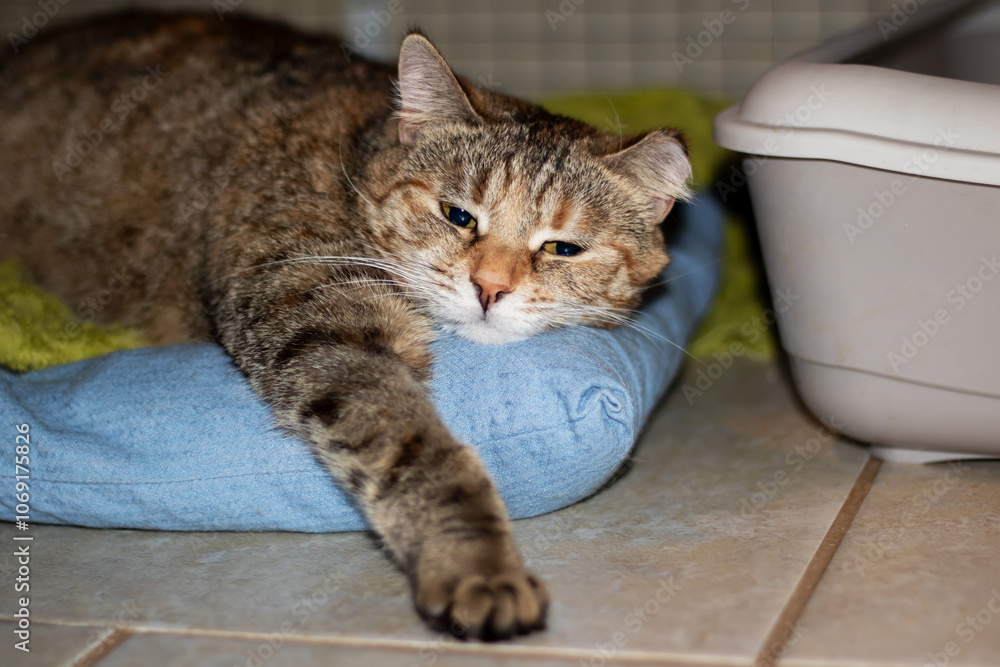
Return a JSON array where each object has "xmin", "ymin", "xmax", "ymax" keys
[
  {"xmin": 602, "ymin": 92, "xmax": 624, "ymax": 154},
  {"xmin": 553, "ymin": 300, "xmax": 702, "ymax": 364},
  {"xmin": 339, "ymin": 127, "xmax": 377, "ymax": 210},
  {"xmin": 649, "ymin": 255, "xmax": 724, "ymax": 288}
]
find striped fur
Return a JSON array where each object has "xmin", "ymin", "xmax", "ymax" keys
[{"xmin": 0, "ymin": 11, "xmax": 691, "ymax": 639}]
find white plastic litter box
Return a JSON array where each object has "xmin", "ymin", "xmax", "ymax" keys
[{"xmin": 714, "ymin": 0, "xmax": 1000, "ymax": 462}]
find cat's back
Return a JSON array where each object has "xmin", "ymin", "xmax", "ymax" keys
[
  {"xmin": 0, "ymin": 10, "xmax": 394, "ymax": 224},
  {"xmin": 1, "ymin": 10, "xmax": 391, "ymax": 99},
  {"xmin": 0, "ymin": 10, "xmax": 394, "ymax": 149},
  {"xmin": 0, "ymin": 11, "xmax": 395, "ymax": 339}
]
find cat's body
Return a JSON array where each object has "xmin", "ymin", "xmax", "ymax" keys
[{"xmin": 0, "ymin": 12, "xmax": 690, "ymax": 639}]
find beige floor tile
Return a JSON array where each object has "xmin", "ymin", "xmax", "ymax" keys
[
  {"xmin": 781, "ymin": 460, "xmax": 1000, "ymax": 667},
  {"xmin": 512, "ymin": 361, "xmax": 871, "ymax": 664},
  {"xmin": 0, "ymin": 620, "xmax": 117, "ymax": 666},
  {"xmin": 98, "ymin": 632, "xmax": 673, "ymax": 667},
  {"xmin": 0, "ymin": 359, "xmax": 871, "ymax": 665}
]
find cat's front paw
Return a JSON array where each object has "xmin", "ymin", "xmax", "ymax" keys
[{"xmin": 416, "ymin": 570, "xmax": 548, "ymax": 640}]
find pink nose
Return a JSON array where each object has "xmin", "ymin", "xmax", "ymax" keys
[{"xmin": 473, "ymin": 277, "xmax": 510, "ymax": 313}]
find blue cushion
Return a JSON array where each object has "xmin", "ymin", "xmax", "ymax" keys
[{"xmin": 0, "ymin": 193, "xmax": 723, "ymax": 532}]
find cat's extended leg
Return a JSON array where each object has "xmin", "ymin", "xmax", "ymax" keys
[{"xmin": 217, "ymin": 263, "xmax": 547, "ymax": 640}]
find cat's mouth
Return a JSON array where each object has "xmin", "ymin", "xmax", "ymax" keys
[{"xmin": 439, "ymin": 302, "xmax": 541, "ymax": 346}]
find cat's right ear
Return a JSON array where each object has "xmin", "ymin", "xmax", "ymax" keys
[{"xmin": 397, "ymin": 33, "xmax": 481, "ymax": 145}]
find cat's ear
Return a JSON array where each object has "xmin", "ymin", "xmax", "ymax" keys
[
  {"xmin": 600, "ymin": 130, "xmax": 693, "ymax": 221},
  {"xmin": 397, "ymin": 33, "xmax": 481, "ymax": 145}
]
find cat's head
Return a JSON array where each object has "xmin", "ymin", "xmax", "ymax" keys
[{"xmin": 359, "ymin": 33, "xmax": 691, "ymax": 345}]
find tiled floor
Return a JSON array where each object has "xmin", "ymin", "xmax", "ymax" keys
[{"xmin": 2, "ymin": 358, "xmax": 998, "ymax": 667}]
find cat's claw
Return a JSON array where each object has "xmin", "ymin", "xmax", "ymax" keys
[{"xmin": 418, "ymin": 571, "xmax": 548, "ymax": 641}]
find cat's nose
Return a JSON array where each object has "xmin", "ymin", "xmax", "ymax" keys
[{"xmin": 473, "ymin": 277, "xmax": 511, "ymax": 313}]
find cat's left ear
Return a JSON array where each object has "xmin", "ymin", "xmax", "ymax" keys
[
  {"xmin": 397, "ymin": 33, "xmax": 482, "ymax": 145},
  {"xmin": 601, "ymin": 130, "xmax": 693, "ymax": 221}
]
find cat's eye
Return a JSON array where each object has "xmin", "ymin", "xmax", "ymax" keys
[
  {"xmin": 542, "ymin": 241, "xmax": 584, "ymax": 257},
  {"xmin": 441, "ymin": 203, "xmax": 477, "ymax": 230}
]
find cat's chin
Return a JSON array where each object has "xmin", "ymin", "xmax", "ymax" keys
[{"xmin": 446, "ymin": 321, "xmax": 535, "ymax": 346}]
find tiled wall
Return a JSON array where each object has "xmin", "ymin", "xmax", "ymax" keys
[{"xmin": 2, "ymin": 0, "xmax": 910, "ymax": 100}]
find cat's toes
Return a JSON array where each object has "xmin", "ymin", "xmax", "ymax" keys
[{"xmin": 418, "ymin": 571, "xmax": 548, "ymax": 640}]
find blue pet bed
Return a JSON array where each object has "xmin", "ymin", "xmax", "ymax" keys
[{"xmin": 1, "ymin": 193, "xmax": 723, "ymax": 532}]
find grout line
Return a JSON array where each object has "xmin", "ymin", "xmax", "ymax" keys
[
  {"xmin": 64, "ymin": 627, "xmax": 133, "ymax": 667},
  {"xmin": 42, "ymin": 622, "xmax": 745, "ymax": 666},
  {"xmin": 752, "ymin": 455, "xmax": 883, "ymax": 667}
]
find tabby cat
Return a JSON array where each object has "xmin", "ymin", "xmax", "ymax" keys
[{"xmin": 0, "ymin": 12, "xmax": 691, "ymax": 639}]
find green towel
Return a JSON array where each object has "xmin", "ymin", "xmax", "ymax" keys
[
  {"xmin": 1, "ymin": 88, "xmax": 773, "ymax": 372},
  {"xmin": 0, "ymin": 261, "xmax": 148, "ymax": 372}
]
